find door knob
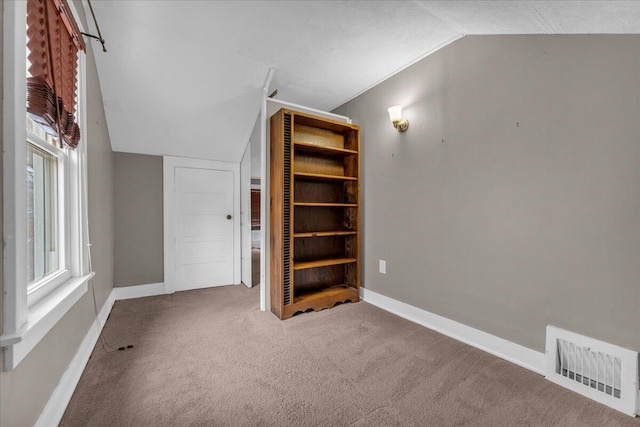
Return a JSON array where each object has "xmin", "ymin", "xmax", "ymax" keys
[{"xmin": 227, "ymin": 215, "xmax": 232, "ymax": 220}]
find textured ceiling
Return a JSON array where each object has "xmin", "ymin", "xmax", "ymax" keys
[{"xmin": 85, "ymin": 1, "xmax": 640, "ymax": 162}]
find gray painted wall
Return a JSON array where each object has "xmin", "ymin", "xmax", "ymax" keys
[
  {"xmin": 0, "ymin": 1, "xmax": 115, "ymax": 425},
  {"xmin": 113, "ymin": 152, "xmax": 163, "ymax": 287},
  {"xmin": 334, "ymin": 35, "xmax": 640, "ymax": 353}
]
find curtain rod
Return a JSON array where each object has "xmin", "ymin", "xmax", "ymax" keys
[{"xmin": 82, "ymin": 0, "xmax": 106, "ymax": 52}]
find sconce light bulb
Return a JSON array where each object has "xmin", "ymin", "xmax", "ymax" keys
[
  {"xmin": 388, "ymin": 105, "xmax": 403, "ymax": 123},
  {"xmin": 388, "ymin": 105, "xmax": 409, "ymax": 132}
]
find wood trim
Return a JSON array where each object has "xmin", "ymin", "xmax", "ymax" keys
[
  {"xmin": 294, "ymin": 231, "xmax": 357, "ymax": 238},
  {"xmin": 293, "ymin": 202, "xmax": 358, "ymax": 207},
  {"xmin": 294, "ymin": 141, "xmax": 358, "ymax": 156},
  {"xmin": 287, "ymin": 109, "xmax": 360, "ymax": 133},
  {"xmin": 283, "ymin": 287, "xmax": 359, "ymax": 318},
  {"xmin": 293, "ymin": 258, "xmax": 357, "ymax": 271},
  {"xmin": 294, "ymin": 172, "xmax": 357, "ymax": 181}
]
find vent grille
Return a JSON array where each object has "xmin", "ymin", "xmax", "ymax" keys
[
  {"xmin": 545, "ymin": 326, "xmax": 638, "ymax": 416},
  {"xmin": 282, "ymin": 113, "xmax": 292, "ymax": 305},
  {"xmin": 557, "ymin": 338, "xmax": 622, "ymax": 398}
]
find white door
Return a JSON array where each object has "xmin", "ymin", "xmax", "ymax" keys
[{"xmin": 174, "ymin": 167, "xmax": 234, "ymax": 291}]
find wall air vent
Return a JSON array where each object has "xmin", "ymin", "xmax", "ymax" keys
[{"xmin": 545, "ymin": 326, "xmax": 638, "ymax": 416}]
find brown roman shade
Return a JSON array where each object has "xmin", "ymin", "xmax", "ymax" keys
[{"xmin": 27, "ymin": 0, "xmax": 85, "ymax": 149}]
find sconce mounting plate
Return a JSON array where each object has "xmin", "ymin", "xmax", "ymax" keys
[{"xmin": 393, "ymin": 119, "xmax": 409, "ymax": 132}]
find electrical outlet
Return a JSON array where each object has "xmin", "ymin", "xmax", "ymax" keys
[{"xmin": 379, "ymin": 260, "xmax": 386, "ymax": 274}]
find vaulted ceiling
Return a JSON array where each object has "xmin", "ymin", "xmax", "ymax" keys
[{"xmin": 86, "ymin": 1, "xmax": 640, "ymax": 162}]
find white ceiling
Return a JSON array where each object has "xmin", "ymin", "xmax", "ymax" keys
[{"xmin": 85, "ymin": 1, "xmax": 640, "ymax": 162}]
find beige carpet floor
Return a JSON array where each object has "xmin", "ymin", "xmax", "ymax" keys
[{"xmin": 61, "ymin": 285, "xmax": 639, "ymax": 426}]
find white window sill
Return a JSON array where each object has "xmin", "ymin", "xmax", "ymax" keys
[{"xmin": 0, "ymin": 272, "xmax": 94, "ymax": 371}]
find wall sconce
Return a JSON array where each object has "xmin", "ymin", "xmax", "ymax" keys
[{"xmin": 387, "ymin": 105, "xmax": 409, "ymax": 132}]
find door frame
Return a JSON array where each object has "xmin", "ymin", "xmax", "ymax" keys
[
  {"xmin": 163, "ymin": 155, "xmax": 241, "ymax": 294},
  {"xmin": 240, "ymin": 143, "xmax": 252, "ymax": 288}
]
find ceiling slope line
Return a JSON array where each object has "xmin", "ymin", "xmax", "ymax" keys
[
  {"xmin": 525, "ymin": 1, "xmax": 556, "ymax": 34},
  {"xmin": 236, "ymin": 68, "xmax": 277, "ymax": 163},
  {"xmin": 329, "ymin": 33, "xmax": 464, "ymax": 112},
  {"xmin": 411, "ymin": 0, "xmax": 467, "ymax": 36}
]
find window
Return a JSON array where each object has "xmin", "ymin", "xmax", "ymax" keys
[
  {"xmin": 26, "ymin": 116, "xmax": 71, "ymax": 305},
  {"xmin": 0, "ymin": 0, "xmax": 91, "ymax": 371},
  {"xmin": 24, "ymin": 0, "xmax": 84, "ymax": 305},
  {"xmin": 27, "ymin": 138, "xmax": 60, "ymax": 283}
]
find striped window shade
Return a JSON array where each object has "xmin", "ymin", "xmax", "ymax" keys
[{"xmin": 26, "ymin": 0, "xmax": 85, "ymax": 149}]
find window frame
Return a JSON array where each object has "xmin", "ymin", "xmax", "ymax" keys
[
  {"xmin": 1, "ymin": 0, "xmax": 92, "ymax": 371},
  {"xmin": 26, "ymin": 128, "xmax": 72, "ymax": 306}
]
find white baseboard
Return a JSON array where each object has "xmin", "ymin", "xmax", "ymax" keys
[
  {"xmin": 360, "ymin": 288, "xmax": 545, "ymax": 376},
  {"xmin": 113, "ymin": 282, "xmax": 166, "ymax": 300},
  {"xmin": 34, "ymin": 288, "xmax": 116, "ymax": 427}
]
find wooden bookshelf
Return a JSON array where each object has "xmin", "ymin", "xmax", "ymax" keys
[
  {"xmin": 293, "ymin": 285, "xmax": 358, "ymax": 304},
  {"xmin": 293, "ymin": 202, "xmax": 358, "ymax": 207},
  {"xmin": 294, "ymin": 172, "xmax": 358, "ymax": 181},
  {"xmin": 270, "ymin": 109, "xmax": 360, "ymax": 319},
  {"xmin": 293, "ymin": 257, "xmax": 357, "ymax": 271},
  {"xmin": 294, "ymin": 141, "xmax": 358, "ymax": 156},
  {"xmin": 294, "ymin": 231, "xmax": 357, "ymax": 238}
]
